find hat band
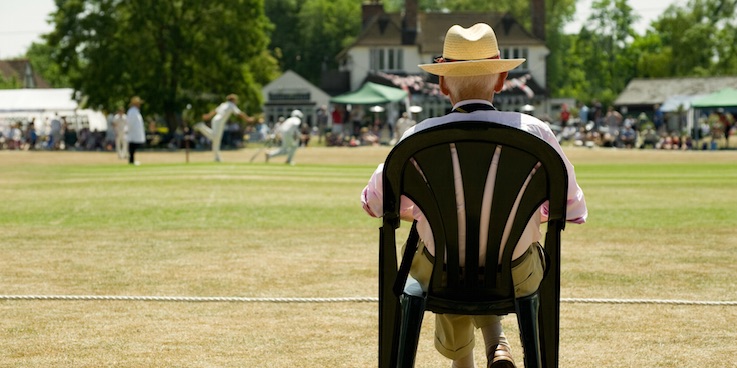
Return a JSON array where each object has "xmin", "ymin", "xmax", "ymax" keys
[{"xmin": 434, "ymin": 55, "xmax": 500, "ymax": 63}]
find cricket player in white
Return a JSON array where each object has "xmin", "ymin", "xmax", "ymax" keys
[
  {"xmin": 266, "ymin": 109, "xmax": 303, "ymax": 165},
  {"xmin": 194, "ymin": 94, "xmax": 252, "ymax": 162}
]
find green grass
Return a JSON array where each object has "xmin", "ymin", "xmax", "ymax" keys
[{"xmin": 1, "ymin": 148, "xmax": 736, "ymax": 367}]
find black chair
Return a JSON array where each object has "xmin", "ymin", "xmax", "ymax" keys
[{"xmin": 378, "ymin": 121, "xmax": 569, "ymax": 368}]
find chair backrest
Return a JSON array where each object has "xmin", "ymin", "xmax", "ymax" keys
[{"xmin": 381, "ymin": 121, "xmax": 568, "ymax": 314}]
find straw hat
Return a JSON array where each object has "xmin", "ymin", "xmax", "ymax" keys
[
  {"xmin": 129, "ymin": 96, "xmax": 144, "ymax": 106},
  {"xmin": 418, "ymin": 23, "xmax": 525, "ymax": 77},
  {"xmin": 226, "ymin": 94, "xmax": 239, "ymax": 102}
]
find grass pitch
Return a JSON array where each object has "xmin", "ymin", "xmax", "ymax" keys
[{"xmin": 1, "ymin": 146, "xmax": 736, "ymax": 367}]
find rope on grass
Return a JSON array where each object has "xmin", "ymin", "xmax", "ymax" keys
[
  {"xmin": 561, "ymin": 298, "xmax": 737, "ymax": 306},
  {"xmin": 1, "ymin": 295, "xmax": 737, "ymax": 306},
  {"xmin": 0, "ymin": 295, "xmax": 377, "ymax": 303}
]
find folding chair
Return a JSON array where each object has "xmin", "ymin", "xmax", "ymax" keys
[{"xmin": 378, "ymin": 121, "xmax": 569, "ymax": 368}]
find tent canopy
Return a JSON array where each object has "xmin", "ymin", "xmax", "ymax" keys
[
  {"xmin": 691, "ymin": 88, "xmax": 737, "ymax": 108},
  {"xmin": 660, "ymin": 94, "xmax": 707, "ymax": 112},
  {"xmin": 0, "ymin": 88, "xmax": 78, "ymax": 112},
  {"xmin": 330, "ymin": 82, "xmax": 407, "ymax": 105}
]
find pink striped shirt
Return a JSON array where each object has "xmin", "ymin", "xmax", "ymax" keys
[{"xmin": 361, "ymin": 100, "xmax": 587, "ymax": 264}]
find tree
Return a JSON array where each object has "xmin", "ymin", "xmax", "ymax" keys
[
  {"xmin": 265, "ymin": 0, "xmax": 304, "ymax": 75},
  {"xmin": 45, "ymin": 0, "xmax": 278, "ymax": 132},
  {"xmin": 26, "ymin": 42, "xmax": 71, "ymax": 88},
  {"xmin": 647, "ymin": 0, "xmax": 737, "ymax": 77},
  {"xmin": 555, "ymin": 0, "xmax": 639, "ymax": 105},
  {"xmin": 265, "ymin": 0, "xmax": 360, "ymax": 85}
]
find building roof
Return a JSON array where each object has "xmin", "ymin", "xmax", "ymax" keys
[
  {"xmin": 416, "ymin": 12, "xmax": 545, "ymax": 56},
  {"xmin": 614, "ymin": 76, "xmax": 737, "ymax": 107},
  {"xmin": 344, "ymin": 11, "xmax": 545, "ymax": 56},
  {"xmin": 0, "ymin": 59, "xmax": 51, "ymax": 88}
]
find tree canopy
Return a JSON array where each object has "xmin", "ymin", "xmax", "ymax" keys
[
  {"xmin": 556, "ymin": 0, "xmax": 737, "ymax": 105},
  {"xmin": 44, "ymin": 0, "xmax": 278, "ymax": 131},
  {"xmin": 265, "ymin": 0, "xmax": 360, "ymax": 86}
]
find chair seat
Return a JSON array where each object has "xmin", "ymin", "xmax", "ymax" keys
[{"xmin": 425, "ymin": 294, "xmax": 520, "ymax": 316}]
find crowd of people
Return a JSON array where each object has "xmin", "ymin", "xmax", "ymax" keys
[
  {"xmin": 3, "ymin": 99, "xmax": 734, "ymax": 154},
  {"xmin": 553, "ymin": 102, "xmax": 736, "ymax": 151},
  {"xmin": 0, "ymin": 114, "xmax": 111, "ymax": 152}
]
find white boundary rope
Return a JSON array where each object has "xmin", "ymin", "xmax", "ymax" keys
[
  {"xmin": 1, "ymin": 295, "xmax": 736, "ymax": 306},
  {"xmin": 0, "ymin": 295, "xmax": 376, "ymax": 303}
]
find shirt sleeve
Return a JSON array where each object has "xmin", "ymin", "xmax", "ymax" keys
[
  {"xmin": 361, "ymin": 163, "xmax": 414, "ymax": 220},
  {"xmin": 534, "ymin": 123, "xmax": 588, "ymax": 224}
]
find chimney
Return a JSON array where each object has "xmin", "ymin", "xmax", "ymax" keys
[
  {"xmin": 362, "ymin": 1, "xmax": 385, "ymax": 30},
  {"xmin": 402, "ymin": 0, "xmax": 418, "ymax": 45},
  {"xmin": 530, "ymin": 0, "xmax": 545, "ymax": 41}
]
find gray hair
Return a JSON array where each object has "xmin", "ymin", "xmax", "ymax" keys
[{"xmin": 443, "ymin": 74, "xmax": 500, "ymax": 101}]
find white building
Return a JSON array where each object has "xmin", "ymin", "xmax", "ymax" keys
[
  {"xmin": 334, "ymin": 1, "xmax": 548, "ymax": 117},
  {"xmin": 261, "ymin": 70, "xmax": 331, "ymax": 127}
]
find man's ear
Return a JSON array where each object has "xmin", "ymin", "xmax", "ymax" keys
[
  {"xmin": 439, "ymin": 76, "xmax": 450, "ymax": 96},
  {"xmin": 494, "ymin": 72, "xmax": 508, "ymax": 93}
]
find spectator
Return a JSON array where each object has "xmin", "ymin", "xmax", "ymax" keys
[
  {"xmin": 24, "ymin": 121, "xmax": 38, "ymax": 150},
  {"xmin": 653, "ymin": 104, "xmax": 664, "ymax": 133},
  {"xmin": 359, "ymin": 126, "xmax": 379, "ymax": 146},
  {"xmin": 393, "ymin": 112, "xmax": 416, "ymax": 144},
  {"xmin": 331, "ymin": 105, "xmax": 345, "ymax": 135},
  {"xmin": 619, "ymin": 121, "xmax": 636, "ymax": 148},
  {"xmin": 316, "ymin": 105, "xmax": 329, "ymax": 144},
  {"xmin": 112, "ymin": 107, "xmax": 128, "ymax": 159},
  {"xmin": 48, "ymin": 113, "xmax": 62, "ymax": 150},
  {"xmin": 560, "ymin": 103, "xmax": 570, "ymax": 127},
  {"xmin": 63, "ymin": 119, "xmax": 77, "ymax": 150},
  {"xmin": 8, "ymin": 122, "xmax": 22, "ymax": 150},
  {"xmin": 578, "ymin": 101, "xmax": 589, "ymax": 125},
  {"xmin": 640, "ymin": 128, "xmax": 659, "ymax": 149}
]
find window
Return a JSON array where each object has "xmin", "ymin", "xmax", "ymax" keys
[
  {"xmin": 370, "ymin": 48, "xmax": 404, "ymax": 71},
  {"xmin": 501, "ymin": 47, "xmax": 528, "ymax": 70}
]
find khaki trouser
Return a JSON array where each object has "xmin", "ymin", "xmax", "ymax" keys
[{"xmin": 407, "ymin": 241, "xmax": 546, "ymax": 360}]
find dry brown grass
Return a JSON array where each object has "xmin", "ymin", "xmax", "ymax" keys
[{"xmin": 1, "ymin": 146, "xmax": 737, "ymax": 367}]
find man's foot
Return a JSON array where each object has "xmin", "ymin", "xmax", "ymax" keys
[
  {"xmin": 264, "ymin": 152, "xmax": 270, "ymax": 163},
  {"xmin": 214, "ymin": 154, "xmax": 221, "ymax": 162},
  {"xmin": 488, "ymin": 344, "xmax": 515, "ymax": 368}
]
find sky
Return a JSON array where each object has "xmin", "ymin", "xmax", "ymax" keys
[
  {"xmin": 564, "ymin": 0, "xmax": 689, "ymax": 34},
  {"xmin": 0, "ymin": 0, "xmax": 56, "ymax": 59},
  {"xmin": 0, "ymin": 0, "xmax": 689, "ymax": 59}
]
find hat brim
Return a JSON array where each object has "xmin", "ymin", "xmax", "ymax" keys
[{"xmin": 418, "ymin": 58, "xmax": 525, "ymax": 77}]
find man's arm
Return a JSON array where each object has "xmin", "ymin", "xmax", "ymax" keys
[
  {"xmin": 361, "ymin": 163, "xmax": 415, "ymax": 221},
  {"xmin": 202, "ymin": 110, "xmax": 216, "ymax": 121}
]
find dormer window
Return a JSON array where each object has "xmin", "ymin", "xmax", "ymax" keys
[{"xmin": 500, "ymin": 47, "xmax": 529, "ymax": 70}]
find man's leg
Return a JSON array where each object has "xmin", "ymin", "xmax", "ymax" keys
[
  {"xmin": 407, "ymin": 242, "xmax": 477, "ymax": 368},
  {"xmin": 128, "ymin": 142, "xmax": 139, "ymax": 165},
  {"xmin": 193, "ymin": 122, "xmax": 213, "ymax": 140},
  {"xmin": 285, "ymin": 139, "xmax": 298, "ymax": 164},
  {"xmin": 477, "ymin": 242, "xmax": 545, "ymax": 368},
  {"xmin": 211, "ymin": 120, "xmax": 226, "ymax": 161}
]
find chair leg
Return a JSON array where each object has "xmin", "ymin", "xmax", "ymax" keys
[
  {"xmin": 396, "ymin": 293, "xmax": 426, "ymax": 368},
  {"xmin": 516, "ymin": 293, "xmax": 543, "ymax": 368}
]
